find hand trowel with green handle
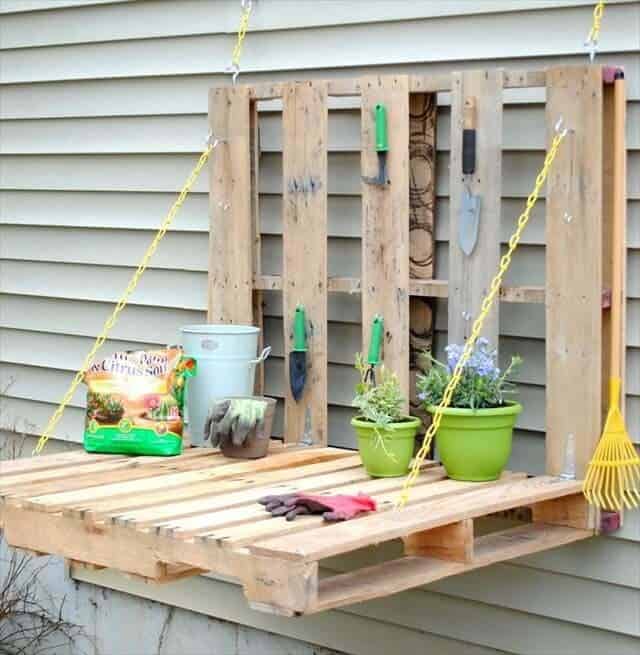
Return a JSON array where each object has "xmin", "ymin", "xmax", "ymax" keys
[
  {"xmin": 289, "ymin": 305, "xmax": 308, "ymax": 401},
  {"xmin": 362, "ymin": 104, "xmax": 389, "ymax": 186},
  {"xmin": 363, "ymin": 316, "xmax": 384, "ymax": 386}
]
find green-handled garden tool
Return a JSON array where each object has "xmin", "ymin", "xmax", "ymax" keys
[
  {"xmin": 289, "ymin": 305, "xmax": 308, "ymax": 401},
  {"xmin": 363, "ymin": 316, "xmax": 384, "ymax": 385},
  {"xmin": 362, "ymin": 104, "xmax": 389, "ymax": 186}
]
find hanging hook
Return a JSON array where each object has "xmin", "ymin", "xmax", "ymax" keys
[
  {"xmin": 585, "ymin": 38, "xmax": 598, "ymax": 63},
  {"xmin": 226, "ymin": 62, "xmax": 241, "ymax": 85},
  {"xmin": 206, "ymin": 131, "xmax": 226, "ymax": 148},
  {"xmin": 554, "ymin": 117, "xmax": 568, "ymax": 138},
  {"xmin": 240, "ymin": 0, "xmax": 252, "ymax": 10}
]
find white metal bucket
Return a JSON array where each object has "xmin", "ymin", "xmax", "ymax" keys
[{"xmin": 181, "ymin": 325, "xmax": 271, "ymax": 446}]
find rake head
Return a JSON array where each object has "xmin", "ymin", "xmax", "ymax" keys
[{"xmin": 583, "ymin": 402, "xmax": 640, "ymax": 511}]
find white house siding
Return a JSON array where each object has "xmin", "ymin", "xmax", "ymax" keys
[{"xmin": 0, "ymin": 1, "xmax": 639, "ymax": 653}]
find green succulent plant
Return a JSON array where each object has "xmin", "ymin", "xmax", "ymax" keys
[{"xmin": 352, "ymin": 353, "xmax": 406, "ymax": 460}]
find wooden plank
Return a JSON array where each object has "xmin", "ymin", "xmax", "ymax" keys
[
  {"xmin": 0, "ymin": 450, "xmax": 224, "ymax": 492},
  {"xmin": 206, "ymin": 471, "xmax": 517, "ymax": 549},
  {"xmin": 310, "ymin": 523, "xmax": 591, "ymax": 614},
  {"xmin": 282, "ymin": 81, "xmax": 328, "ymax": 445},
  {"xmin": 256, "ymin": 275, "xmax": 545, "ymax": 303},
  {"xmin": 503, "ymin": 69, "xmax": 546, "ymax": 89},
  {"xmin": 0, "ymin": 451, "xmax": 123, "ymax": 476},
  {"xmin": 0, "ymin": 451, "xmax": 230, "ymax": 499},
  {"xmin": 402, "ymin": 519, "xmax": 474, "ymax": 562},
  {"xmin": 448, "ymin": 69, "xmax": 503, "ymax": 346},
  {"xmin": 242, "ymin": 557, "xmax": 318, "ymax": 616},
  {"xmin": 17, "ymin": 448, "xmax": 350, "ymax": 512},
  {"xmin": 361, "ymin": 75, "xmax": 410, "ymax": 407},
  {"xmin": 545, "ymin": 66, "xmax": 603, "ymax": 477},
  {"xmin": 250, "ymin": 99, "xmax": 265, "ymax": 394},
  {"xmin": 208, "ymin": 86, "xmax": 253, "ymax": 324},
  {"xmin": 2, "ymin": 504, "xmax": 168, "ymax": 579},
  {"xmin": 248, "ymin": 476, "xmax": 583, "ymax": 562},
  {"xmin": 531, "ymin": 493, "xmax": 591, "ymax": 530},
  {"xmin": 69, "ymin": 455, "xmax": 364, "ymax": 522},
  {"xmin": 246, "ymin": 70, "xmax": 545, "ymax": 101},
  {"xmin": 115, "ymin": 462, "xmax": 375, "ymax": 528},
  {"xmin": 409, "ymin": 91, "xmax": 437, "ymax": 429},
  {"xmin": 161, "ymin": 465, "xmax": 448, "ymax": 539}
]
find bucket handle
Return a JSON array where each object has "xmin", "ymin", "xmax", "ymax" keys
[{"xmin": 248, "ymin": 346, "xmax": 271, "ymax": 367}]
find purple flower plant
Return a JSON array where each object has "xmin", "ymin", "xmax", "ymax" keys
[{"xmin": 445, "ymin": 338, "xmax": 499, "ymax": 379}]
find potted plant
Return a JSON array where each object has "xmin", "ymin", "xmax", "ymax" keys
[
  {"xmin": 417, "ymin": 338, "xmax": 522, "ymax": 481},
  {"xmin": 351, "ymin": 354, "xmax": 421, "ymax": 477}
]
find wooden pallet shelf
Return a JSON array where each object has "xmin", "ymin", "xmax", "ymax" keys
[
  {"xmin": 0, "ymin": 64, "xmax": 619, "ymax": 616},
  {"xmin": 0, "ymin": 448, "xmax": 591, "ymax": 616}
]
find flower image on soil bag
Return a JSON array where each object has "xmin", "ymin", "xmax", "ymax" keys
[{"xmin": 83, "ymin": 347, "xmax": 196, "ymax": 456}]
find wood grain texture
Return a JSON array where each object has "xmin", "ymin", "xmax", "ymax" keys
[
  {"xmin": 545, "ymin": 66, "xmax": 603, "ymax": 477},
  {"xmin": 282, "ymin": 81, "xmax": 328, "ymax": 444},
  {"xmin": 402, "ymin": 518, "xmax": 473, "ymax": 562},
  {"xmin": 448, "ymin": 70, "xmax": 503, "ymax": 346},
  {"xmin": 208, "ymin": 86, "xmax": 253, "ymax": 324},
  {"xmin": 312, "ymin": 523, "xmax": 591, "ymax": 613},
  {"xmin": 531, "ymin": 493, "xmax": 590, "ymax": 530},
  {"xmin": 361, "ymin": 75, "xmax": 410, "ymax": 408},
  {"xmin": 250, "ymin": 100, "xmax": 265, "ymax": 393},
  {"xmin": 249, "ymin": 476, "xmax": 583, "ymax": 562},
  {"xmin": 409, "ymin": 92, "xmax": 436, "ymax": 427}
]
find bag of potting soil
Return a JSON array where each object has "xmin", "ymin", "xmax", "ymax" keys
[{"xmin": 83, "ymin": 346, "xmax": 196, "ymax": 456}]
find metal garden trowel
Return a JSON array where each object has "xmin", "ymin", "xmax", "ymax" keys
[
  {"xmin": 459, "ymin": 187, "xmax": 481, "ymax": 256},
  {"xmin": 458, "ymin": 96, "xmax": 481, "ymax": 256}
]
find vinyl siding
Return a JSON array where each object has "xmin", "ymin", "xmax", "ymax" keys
[{"xmin": 1, "ymin": 1, "xmax": 639, "ymax": 653}]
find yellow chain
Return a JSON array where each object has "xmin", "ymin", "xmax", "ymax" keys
[
  {"xmin": 32, "ymin": 145, "xmax": 214, "ymax": 455},
  {"xmin": 586, "ymin": 1, "xmax": 606, "ymax": 45},
  {"xmin": 231, "ymin": 1, "xmax": 252, "ymax": 71},
  {"xmin": 396, "ymin": 128, "xmax": 568, "ymax": 508}
]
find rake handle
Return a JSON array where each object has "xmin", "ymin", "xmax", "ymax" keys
[{"xmin": 610, "ymin": 72, "xmax": 626, "ymax": 386}]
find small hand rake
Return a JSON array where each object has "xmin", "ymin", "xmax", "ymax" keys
[{"xmin": 583, "ymin": 70, "xmax": 640, "ymax": 510}]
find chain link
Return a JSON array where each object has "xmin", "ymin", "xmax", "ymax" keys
[
  {"xmin": 396, "ymin": 128, "xmax": 568, "ymax": 508},
  {"xmin": 230, "ymin": 1, "xmax": 252, "ymax": 82},
  {"xmin": 585, "ymin": 1, "xmax": 606, "ymax": 61},
  {"xmin": 32, "ymin": 144, "xmax": 216, "ymax": 455}
]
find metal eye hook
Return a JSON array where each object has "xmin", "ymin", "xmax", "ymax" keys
[
  {"xmin": 206, "ymin": 131, "xmax": 222, "ymax": 149},
  {"xmin": 241, "ymin": 0, "xmax": 252, "ymax": 10},
  {"xmin": 554, "ymin": 117, "xmax": 568, "ymax": 138},
  {"xmin": 584, "ymin": 38, "xmax": 598, "ymax": 63}
]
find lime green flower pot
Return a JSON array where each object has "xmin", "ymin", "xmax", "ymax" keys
[
  {"xmin": 351, "ymin": 416, "xmax": 421, "ymax": 478},
  {"xmin": 427, "ymin": 402, "xmax": 522, "ymax": 481}
]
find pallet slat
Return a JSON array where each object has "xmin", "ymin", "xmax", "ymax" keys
[
  {"xmin": 248, "ymin": 476, "xmax": 583, "ymax": 562},
  {"xmin": 545, "ymin": 66, "xmax": 603, "ymax": 478},
  {"xmin": 311, "ymin": 523, "xmax": 591, "ymax": 614},
  {"xmin": 361, "ymin": 75, "xmax": 411, "ymax": 405},
  {"xmin": 282, "ymin": 81, "xmax": 329, "ymax": 445},
  {"xmin": 208, "ymin": 86, "xmax": 253, "ymax": 324},
  {"xmin": 448, "ymin": 69, "xmax": 503, "ymax": 345}
]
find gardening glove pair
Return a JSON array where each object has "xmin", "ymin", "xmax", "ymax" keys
[
  {"xmin": 204, "ymin": 399, "xmax": 266, "ymax": 448},
  {"xmin": 258, "ymin": 492, "xmax": 377, "ymax": 522}
]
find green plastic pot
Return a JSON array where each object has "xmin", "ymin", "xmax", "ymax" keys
[
  {"xmin": 351, "ymin": 416, "xmax": 421, "ymax": 477},
  {"xmin": 427, "ymin": 402, "xmax": 522, "ymax": 481}
]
